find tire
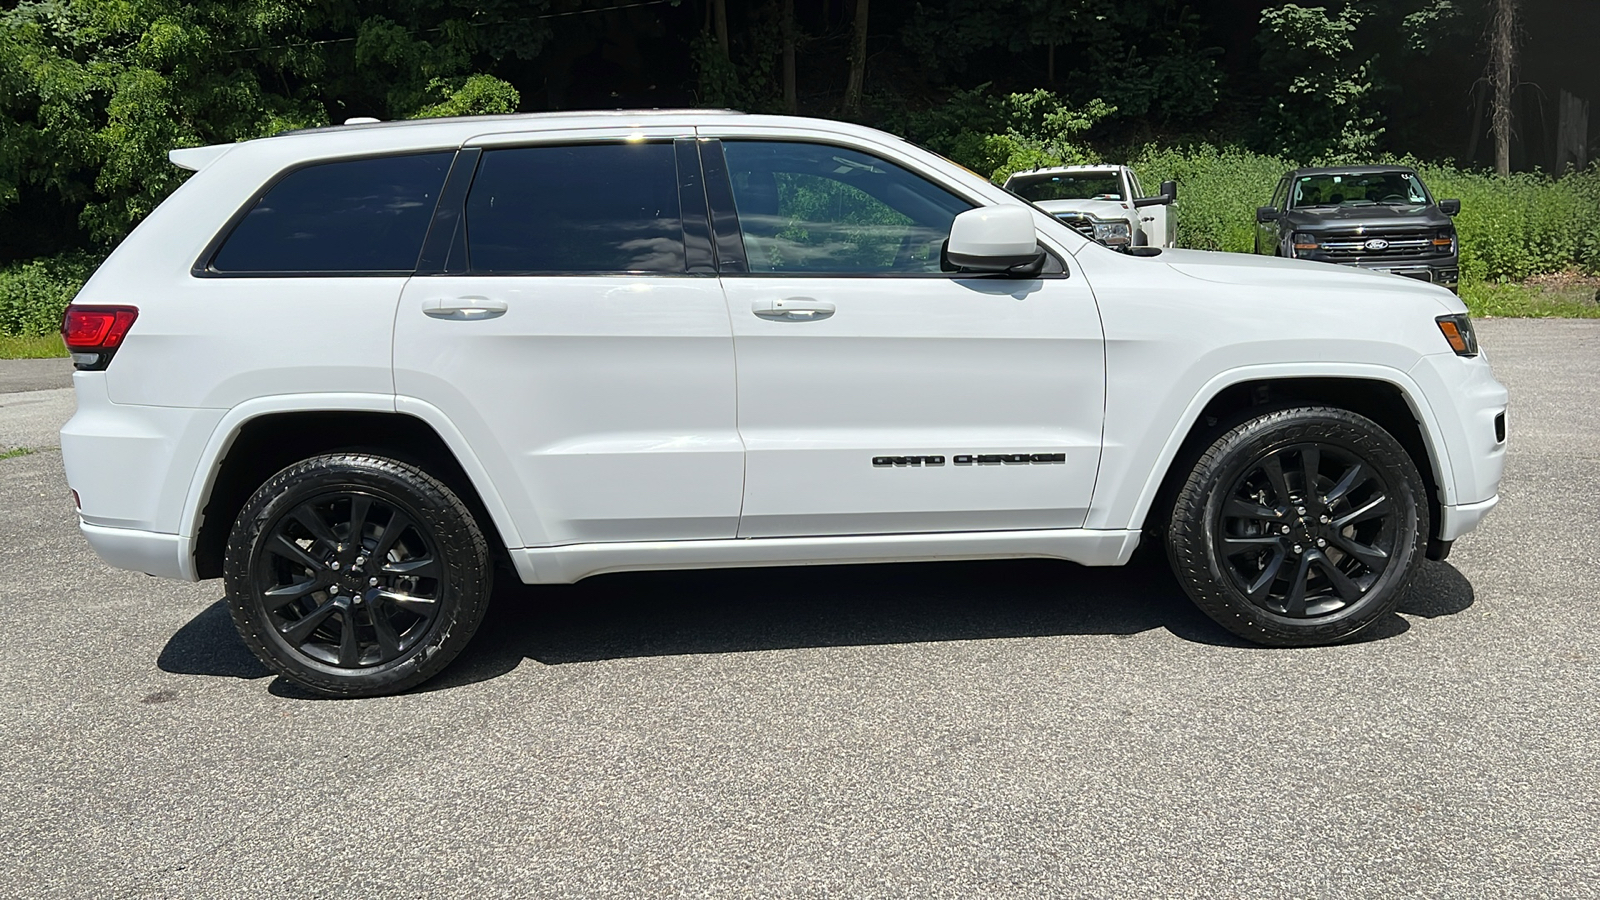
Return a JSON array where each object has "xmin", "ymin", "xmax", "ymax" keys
[
  {"xmin": 223, "ymin": 453, "xmax": 492, "ymax": 697},
  {"xmin": 1165, "ymin": 406, "xmax": 1428, "ymax": 646}
]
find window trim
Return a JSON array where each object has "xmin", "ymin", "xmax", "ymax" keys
[
  {"xmin": 701, "ymin": 138, "xmax": 1066, "ymax": 280},
  {"xmin": 192, "ymin": 148, "xmax": 459, "ymax": 279}
]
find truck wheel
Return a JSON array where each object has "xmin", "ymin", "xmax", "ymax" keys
[
  {"xmin": 223, "ymin": 453, "xmax": 492, "ymax": 697},
  {"xmin": 1165, "ymin": 407, "xmax": 1428, "ymax": 646}
]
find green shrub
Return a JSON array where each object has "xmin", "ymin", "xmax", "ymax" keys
[
  {"xmin": 1130, "ymin": 145, "xmax": 1294, "ymax": 252},
  {"xmin": 0, "ymin": 252, "xmax": 101, "ymax": 337}
]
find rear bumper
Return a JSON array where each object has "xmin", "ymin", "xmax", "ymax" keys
[{"xmin": 79, "ymin": 521, "xmax": 198, "ymax": 581}]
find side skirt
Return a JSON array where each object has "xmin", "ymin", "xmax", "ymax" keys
[{"xmin": 508, "ymin": 529, "xmax": 1142, "ymax": 585}]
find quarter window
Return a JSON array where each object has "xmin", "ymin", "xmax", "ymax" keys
[
  {"xmin": 210, "ymin": 152, "xmax": 452, "ymax": 274},
  {"xmin": 464, "ymin": 143, "xmax": 686, "ymax": 274},
  {"xmin": 719, "ymin": 141, "xmax": 973, "ymax": 274}
]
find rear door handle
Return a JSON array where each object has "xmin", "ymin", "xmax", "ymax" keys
[
  {"xmin": 752, "ymin": 298, "xmax": 835, "ymax": 322},
  {"xmin": 422, "ymin": 297, "xmax": 508, "ymax": 321}
]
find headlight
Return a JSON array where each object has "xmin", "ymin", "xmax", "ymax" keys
[
  {"xmin": 1292, "ymin": 232, "xmax": 1319, "ymax": 258},
  {"xmin": 1436, "ymin": 313, "xmax": 1479, "ymax": 357},
  {"xmin": 1433, "ymin": 229, "xmax": 1457, "ymax": 255},
  {"xmin": 1092, "ymin": 220, "xmax": 1132, "ymax": 247}
]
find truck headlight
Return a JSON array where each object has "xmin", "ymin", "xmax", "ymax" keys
[
  {"xmin": 1292, "ymin": 232, "xmax": 1319, "ymax": 258},
  {"xmin": 1093, "ymin": 220, "xmax": 1132, "ymax": 247},
  {"xmin": 1433, "ymin": 229, "xmax": 1457, "ymax": 255}
]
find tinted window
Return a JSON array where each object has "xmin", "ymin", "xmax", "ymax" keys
[
  {"xmin": 1007, "ymin": 172, "xmax": 1125, "ymax": 202},
  {"xmin": 465, "ymin": 143, "xmax": 685, "ymax": 274},
  {"xmin": 211, "ymin": 152, "xmax": 451, "ymax": 273},
  {"xmin": 720, "ymin": 141, "xmax": 972, "ymax": 274}
]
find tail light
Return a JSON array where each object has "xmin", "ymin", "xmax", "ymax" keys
[{"xmin": 61, "ymin": 305, "xmax": 139, "ymax": 371}]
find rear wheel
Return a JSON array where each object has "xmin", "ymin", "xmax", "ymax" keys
[
  {"xmin": 1166, "ymin": 406, "xmax": 1428, "ymax": 645},
  {"xmin": 224, "ymin": 454, "xmax": 491, "ymax": 697}
]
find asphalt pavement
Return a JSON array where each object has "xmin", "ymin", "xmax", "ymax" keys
[{"xmin": 1, "ymin": 319, "xmax": 1596, "ymax": 898}]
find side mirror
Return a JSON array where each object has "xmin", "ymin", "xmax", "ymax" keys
[
  {"xmin": 1439, "ymin": 198, "xmax": 1461, "ymax": 216},
  {"xmin": 1256, "ymin": 206, "xmax": 1280, "ymax": 223},
  {"xmin": 944, "ymin": 206, "xmax": 1045, "ymax": 276},
  {"xmin": 1132, "ymin": 179, "xmax": 1178, "ymax": 208}
]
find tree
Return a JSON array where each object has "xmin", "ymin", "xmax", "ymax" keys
[
  {"xmin": 1486, "ymin": 0, "xmax": 1520, "ymax": 176},
  {"xmin": 1256, "ymin": 3, "xmax": 1382, "ymax": 161},
  {"xmin": 844, "ymin": 0, "xmax": 868, "ymax": 116}
]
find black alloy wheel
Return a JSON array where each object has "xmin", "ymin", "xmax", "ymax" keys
[
  {"xmin": 1166, "ymin": 406, "xmax": 1428, "ymax": 646},
  {"xmin": 1214, "ymin": 442, "xmax": 1397, "ymax": 619},
  {"xmin": 225, "ymin": 454, "xmax": 491, "ymax": 697},
  {"xmin": 255, "ymin": 491, "xmax": 441, "ymax": 669}
]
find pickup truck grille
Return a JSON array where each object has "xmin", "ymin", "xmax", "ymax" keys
[
  {"xmin": 1054, "ymin": 214, "xmax": 1097, "ymax": 240},
  {"xmin": 1317, "ymin": 232, "xmax": 1438, "ymax": 260}
]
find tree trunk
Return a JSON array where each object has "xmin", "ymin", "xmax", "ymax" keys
[
  {"xmin": 1556, "ymin": 90, "xmax": 1589, "ymax": 173},
  {"xmin": 1466, "ymin": 80, "xmax": 1486, "ymax": 164},
  {"xmin": 1488, "ymin": 0, "xmax": 1520, "ymax": 176},
  {"xmin": 843, "ymin": 0, "xmax": 869, "ymax": 116},
  {"xmin": 783, "ymin": 0, "xmax": 797, "ymax": 114},
  {"xmin": 713, "ymin": 0, "xmax": 729, "ymax": 57}
]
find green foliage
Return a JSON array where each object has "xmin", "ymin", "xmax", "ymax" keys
[
  {"xmin": 0, "ymin": 1, "xmax": 537, "ymax": 255},
  {"xmin": 1130, "ymin": 145, "xmax": 1295, "ymax": 252},
  {"xmin": 1256, "ymin": 4, "xmax": 1382, "ymax": 161},
  {"xmin": 888, "ymin": 86, "xmax": 1114, "ymax": 181},
  {"xmin": 1460, "ymin": 280, "xmax": 1600, "ymax": 319},
  {"xmin": 901, "ymin": 0, "xmax": 1219, "ymax": 129},
  {"xmin": 0, "ymin": 252, "xmax": 101, "ymax": 338},
  {"xmin": 409, "ymin": 75, "xmax": 520, "ymax": 119},
  {"xmin": 1413, "ymin": 164, "xmax": 1598, "ymax": 284},
  {"xmin": 0, "ymin": 333, "xmax": 67, "ymax": 359}
]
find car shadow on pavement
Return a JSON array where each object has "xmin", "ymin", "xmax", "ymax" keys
[{"xmin": 156, "ymin": 547, "xmax": 1477, "ymax": 696}]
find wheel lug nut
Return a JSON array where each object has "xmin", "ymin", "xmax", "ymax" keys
[
  {"xmin": 1281, "ymin": 525, "xmax": 1292, "ymax": 534},
  {"xmin": 1292, "ymin": 544, "xmax": 1302, "ymax": 554},
  {"xmin": 331, "ymin": 561, "xmax": 341, "ymax": 571},
  {"xmin": 1320, "ymin": 515, "xmax": 1331, "ymax": 524},
  {"xmin": 329, "ymin": 585, "xmax": 339, "ymax": 595},
  {"xmin": 369, "ymin": 577, "xmax": 379, "ymax": 586},
  {"xmin": 354, "ymin": 595, "xmax": 363, "ymax": 605},
  {"xmin": 1297, "ymin": 506, "xmax": 1307, "ymax": 516},
  {"xmin": 1317, "ymin": 538, "xmax": 1327, "ymax": 548}
]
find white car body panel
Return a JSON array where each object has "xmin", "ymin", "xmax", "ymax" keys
[
  {"xmin": 722, "ymin": 273, "xmax": 1105, "ymax": 538},
  {"xmin": 58, "ymin": 111, "xmax": 1506, "ymax": 586}
]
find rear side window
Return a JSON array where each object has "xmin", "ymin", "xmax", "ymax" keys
[
  {"xmin": 464, "ymin": 143, "xmax": 685, "ymax": 274},
  {"xmin": 209, "ymin": 152, "xmax": 452, "ymax": 274}
]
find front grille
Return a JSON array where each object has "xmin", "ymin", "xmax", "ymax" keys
[
  {"xmin": 1317, "ymin": 231, "xmax": 1441, "ymax": 260},
  {"xmin": 1055, "ymin": 214, "xmax": 1096, "ymax": 240}
]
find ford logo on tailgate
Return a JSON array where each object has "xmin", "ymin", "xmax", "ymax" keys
[{"xmin": 1364, "ymin": 238, "xmax": 1390, "ymax": 251}]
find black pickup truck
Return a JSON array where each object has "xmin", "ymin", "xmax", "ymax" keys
[{"xmin": 1254, "ymin": 165, "xmax": 1461, "ymax": 292}]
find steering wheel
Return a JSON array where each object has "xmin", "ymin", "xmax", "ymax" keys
[{"xmin": 1379, "ymin": 193, "xmax": 1408, "ymax": 203}]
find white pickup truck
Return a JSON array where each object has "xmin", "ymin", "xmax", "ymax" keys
[{"xmin": 1003, "ymin": 165, "xmax": 1177, "ymax": 250}]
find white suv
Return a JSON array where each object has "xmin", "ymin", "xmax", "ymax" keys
[{"xmin": 60, "ymin": 111, "xmax": 1508, "ymax": 697}]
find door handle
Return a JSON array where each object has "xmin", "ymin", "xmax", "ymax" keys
[
  {"xmin": 422, "ymin": 297, "xmax": 508, "ymax": 321},
  {"xmin": 752, "ymin": 298, "xmax": 835, "ymax": 322}
]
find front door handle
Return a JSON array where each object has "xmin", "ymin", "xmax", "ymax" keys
[
  {"xmin": 422, "ymin": 297, "xmax": 508, "ymax": 321},
  {"xmin": 752, "ymin": 298, "xmax": 836, "ymax": 322}
]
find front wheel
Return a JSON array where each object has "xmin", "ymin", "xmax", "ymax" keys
[
  {"xmin": 1165, "ymin": 407, "xmax": 1428, "ymax": 646},
  {"xmin": 224, "ymin": 454, "xmax": 492, "ymax": 697}
]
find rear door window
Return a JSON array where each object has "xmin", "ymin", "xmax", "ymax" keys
[
  {"xmin": 209, "ymin": 152, "xmax": 452, "ymax": 274},
  {"xmin": 464, "ymin": 143, "xmax": 686, "ymax": 274}
]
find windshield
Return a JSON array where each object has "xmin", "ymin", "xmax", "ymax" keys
[
  {"xmin": 1006, "ymin": 172, "xmax": 1125, "ymax": 202},
  {"xmin": 1290, "ymin": 172, "xmax": 1430, "ymax": 208}
]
